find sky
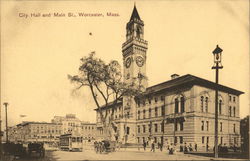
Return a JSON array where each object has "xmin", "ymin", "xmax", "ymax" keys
[{"xmin": 1, "ymin": 0, "xmax": 249, "ymax": 127}]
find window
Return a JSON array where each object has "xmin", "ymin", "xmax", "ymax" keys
[
  {"xmin": 138, "ymin": 111, "xmax": 140, "ymax": 120},
  {"xmin": 180, "ymin": 122, "xmax": 184, "ymax": 131},
  {"xmin": 233, "ymin": 107, "xmax": 236, "ymax": 117},
  {"xmin": 205, "ymin": 97, "xmax": 208, "ymax": 112},
  {"xmin": 201, "ymin": 121, "xmax": 204, "ymax": 131},
  {"xmin": 136, "ymin": 27, "xmax": 140, "ymax": 38},
  {"xmin": 143, "ymin": 125, "xmax": 146, "ymax": 133},
  {"xmin": 148, "ymin": 99, "xmax": 151, "ymax": 104},
  {"xmin": 155, "ymin": 97, "xmax": 158, "ymax": 103},
  {"xmin": 175, "ymin": 98, "xmax": 179, "ymax": 113},
  {"xmin": 138, "ymin": 100, "xmax": 141, "ymax": 107},
  {"xmin": 161, "ymin": 106, "xmax": 165, "ymax": 116},
  {"xmin": 229, "ymin": 95, "xmax": 232, "ymax": 101},
  {"xmin": 233, "ymin": 97, "xmax": 236, "ymax": 102},
  {"xmin": 233, "ymin": 124, "xmax": 236, "ymax": 133},
  {"xmin": 219, "ymin": 100, "xmax": 222, "ymax": 115},
  {"xmin": 142, "ymin": 100, "xmax": 146, "ymax": 106},
  {"xmin": 155, "ymin": 107, "xmax": 158, "ymax": 117},
  {"xmin": 154, "ymin": 124, "xmax": 158, "ymax": 132},
  {"xmin": 180, "ymin": 136, "xmax": 183, "ymax": 144},
  {"xmin": 143, "ymin": 110, "xmax": 146, "ymax": 119},
  {"xmin": 138, "ymin": 126, "xmax": 140, "ymax": 133},
  {"xmin": 161, "ymin": 121, "xmax": 164, "ymax": 132},
  {"xmin": 148, "ymin": 124, "xmax": 151, "ymax": 133},
  {"xmin": 174, "ymin": 137, "xmax": 177, "ymax": 144},
  {"xmin": 201, "ymin": 96, "xmax": 204, "ymax": 112},
  {"xmin": 229, "ymin": 106, "xmax": 232, "ymax": 117},
  {"xmin": 174, "ymin": 122, "xmax": 178, "ymax": 131},
  {"xmin": 234, "ymin": 137, "xmax": 237, "ymax": 144},
  {"xmin": 207, "ymin": 137, "xmax": 209, "ymax": 144},
  {"xmin": 220, "ymin": 122, "xmax": 223, "ymax": 132},
  {"xmin": 126, "ymin": 127, "xmax": 130, "ymax": 135},
  {"xmin": 206, "ymin": 121, "xmax": 209, "ymax": 131},
  {"xmin": 181, "ymin": 97, "xmax": 185, "ymax": 113},
  {"xmin": 202, "ymin": 136, "xmax": 205, "ymax": 144},
  {"xmin": 149, "ymin": 108, "xmax": 151, "ymax": 118}
]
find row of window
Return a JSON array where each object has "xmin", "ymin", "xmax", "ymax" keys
[
  {"xmin": 31, "ymin": 130, "xmax": 61, "ymax": 134},
  {"xmin": 138, "ymin": 96, "xmax": 165, "ymax": 107},
  {"xmin": 137, "ymin": 122, "xmax": 165, "ymax": 133},
  {"xmin": 229, "ymin": 95, "xmax": 236, "ymax": 102},
  {"xmin": 137, "ymin": 97, "xmax": 185, "ymax": 119},
  {"xmin": 200, "ymin": 96, "xmax": 237, "ymax": 117},
  {"xmin": 201, "ymin": 121, "xmax": 236, "ymax": 133},
  {"xmin": 81, "ymin": 126, "xmax": 95, "ymax": 130},
  {"xmin": 138, "ymin": 106, "xmax": 166, "ymax": 119},
  {"xmin": 137, "ymin": 121, "xmax": 184, "ymax": 134}
]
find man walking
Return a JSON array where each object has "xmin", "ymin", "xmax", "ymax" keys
[
  {"xmin": 151, "ymin": 141, "xmax": 155, "ymax": 152},
  {"xmin": 143, "ymin": 141, "xmax": 147, "ymax": 151}
]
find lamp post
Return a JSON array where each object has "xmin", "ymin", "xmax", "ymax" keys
[
  {"xmin": 3, "ymin": 102, "xmax": 9, "ymax": 143},
  {"xmin": 212, "ymin": 45, "xmax": 223, "ymax": 158}
]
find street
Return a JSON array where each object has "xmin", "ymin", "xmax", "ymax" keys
[{"xmin": 8, "ymin": 148, "xmax": 245, "ymax": 161}]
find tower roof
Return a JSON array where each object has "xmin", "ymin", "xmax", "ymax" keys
[{"xmin": 130, "ymin": 5, "xmax": 141, "ymax": 21}]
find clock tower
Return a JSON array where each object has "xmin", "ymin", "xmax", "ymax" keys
[
  {"xmin": 120, "ymin": 5, "xmax": 148, "ymax": 144},
  {"xmin": 122, "ymin": 5, "xmax": 148, "ymax": 89}
]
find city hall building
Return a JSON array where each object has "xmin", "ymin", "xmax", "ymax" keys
[{"xmin": 95, "ymin": 6, "xmax": 243, "ymax": 150}]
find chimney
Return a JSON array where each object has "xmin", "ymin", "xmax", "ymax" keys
[{"xmin": 171, "ymin": 74, "xmax": 180, "ymax": 80}]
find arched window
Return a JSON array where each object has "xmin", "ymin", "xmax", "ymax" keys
[
  {"xmin": 155, "ymin": 107, "xmax": 158, "ymax": 117},
  {"xmin": 201, "ymin": 96, "xmax": 204, "ymax": 112},
  {"xmin": 175, "ymin": 98, "xmax": 179, "ymax": 114},
  {"xmin": 143, "ymin": 109, "xmax": 146, "ymax": 119},
  {"xmin": 205, "ymin": 97, "xmax": 208, "ymax": 112},
  {"xmin": 219, "ymin": 100, "xmax": 222, "ymax": 115},
  {"xmin": 149, "ymin": 108, "xmax": 151, "ymax": 118},
  {"xmin": 180, "ymin": 96, "xmax": 185, "ymax": 113},
  {"xmin": 127, "ymin": 127, "xmax": 130, "ymax": 135},
  {"xmin": 136, "ymin": 27, "xmax": 141, "ymax": 38}
]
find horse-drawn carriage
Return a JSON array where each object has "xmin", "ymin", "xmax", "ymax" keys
[
  {"xmin": 94, "ymin": 140, "xmax": 116, "ymax": 153},
  {"xmin": 2, "ymin": 142, "xmax": 27, "ymax": 157},
  {"xmin": 28, "ymin": 142, "xmax": 45, "ymax": 157}
]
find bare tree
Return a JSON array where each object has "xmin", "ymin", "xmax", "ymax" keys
[{"xmin": 68, "ymin": 52, "xmax": 146, "ymax": 139}]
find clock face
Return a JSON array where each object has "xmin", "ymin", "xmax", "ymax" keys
[
  {"xmin": 125, "ymin": 57, "xmax": 131, "ymax": 68},
  {"xmin": 136, "ymin": 56, "xmax": 144, "ymax": 67}
]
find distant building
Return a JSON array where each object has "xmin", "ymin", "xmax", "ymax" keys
[
  {"xmin": 81, "ymin": 122, "xmax": 97, "ymax": 141},
  {"xmin": 52, "ymin": 114, "xmax": 97, "ymax": 140},
  {"xmin": 8, "ymin": 122, "xmax": 62, "ymax": 144},
  {"xmin": 52, "ymin": 114, "xmax": 82, "ymax": 134}
]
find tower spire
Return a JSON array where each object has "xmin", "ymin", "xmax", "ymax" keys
[{"xmin": 130, "ymin": 4, "xmax": 141, "ymax": 21}]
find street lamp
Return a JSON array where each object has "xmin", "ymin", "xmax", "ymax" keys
[{"xmin": 212, "ymin": 45, "xmax": 223, "ymax": 158}]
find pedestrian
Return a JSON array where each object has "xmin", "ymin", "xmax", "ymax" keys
[
  {"xmin": 151, "ymin": 141, "xmax": 155, "ymax": 152},
  {"xmin": 184, "ymin": 143, "xmax": 188, "ymax": 153},
  {"xmin": 194, "ymin": 143, "xmax": 197, "ymax": 152},
  {"xmin": 206, "ymin": 143, "xmax": 209, "ymax": 152},
  {"xmin": 143, "ymin": 141, "xmax": 147, "ymax": 151},
  {"xmin": 160, "ymin": 142, "xmax": 163, "ymax": 151}
]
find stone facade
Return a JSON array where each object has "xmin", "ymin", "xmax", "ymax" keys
[{"xmin": 95, "ymin": 5, "xmax": 244, "ymax": 150}]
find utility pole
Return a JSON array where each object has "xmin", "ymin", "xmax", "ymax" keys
[
  {"xmin": 3, "ymin": 102, "xmax": 9, "ymax": 143},
  {"xmin": 211, "ymin": 45, "xmax": 223, "ymax": 158},
  {"xmin": 0, "ymin": 102, "xmax": 2, "ymax": 156}
]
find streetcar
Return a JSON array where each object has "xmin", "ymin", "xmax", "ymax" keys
[{"xmin": 59, "ymin": 134, "xmax": 83, "ymax": 152}]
